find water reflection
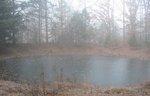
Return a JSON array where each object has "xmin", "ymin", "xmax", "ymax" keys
[{"xmin": 0, "ymin": 55, "xmax": 150, "ymax": 87}]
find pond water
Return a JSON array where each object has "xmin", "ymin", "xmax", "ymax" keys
[{"xmin": 0, "ymin": 55, "xmax": 150, "ymax": 87}]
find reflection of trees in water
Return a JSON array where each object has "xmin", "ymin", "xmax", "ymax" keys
[
  {"xmin": 0, "ymin": 56, "xmax": 92, "ymax": 84},
  {"xmin": 50, "ymin": 55, "xmax": 91, "ymax": 84},
  {"xmin": 125, "ymin": 59, "xmax": 150, "ymax": 84},
  {"xmin": 1, "ymin": 56, "xmax": 150, "ymax": 87},
  {"xmin": 0, "ymin": 59, "xmax": 20, "ymax": 81}
]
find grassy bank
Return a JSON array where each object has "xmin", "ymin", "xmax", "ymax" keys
[
  {"xmin": 0, "ymin": 44, "xmax": 150, "ymax": 60},
  {"xmin": 0, "ymin": 80, "xmax": 150, "ymax": 96}
]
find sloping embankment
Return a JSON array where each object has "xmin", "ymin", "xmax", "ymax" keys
[{"xmin": 0, "ymin": 80, "xmax": 150, "ymax": 96}]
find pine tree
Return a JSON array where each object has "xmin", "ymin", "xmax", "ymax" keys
[{"xmin": 0, "ymin": 0, "xmax": 22, "ymax": 44}]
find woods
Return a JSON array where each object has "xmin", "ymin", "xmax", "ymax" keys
[
  {"xmin": 0, "ymin": 0, "xmax": 149, "ymax": 48},
  {"xmin": 0, "ymin": 0, "xmax": 22, "ymax": 44}
]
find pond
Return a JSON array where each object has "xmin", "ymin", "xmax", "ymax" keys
[{"xmin": 0, "ymin": 55, "xmax": 150, "ymax": 87}]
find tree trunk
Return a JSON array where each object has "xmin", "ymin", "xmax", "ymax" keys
[
  {"xmin": 123, "ymin": 0, "xmax": 126, "ymax": 42},
  {"xmin": 12, "ymin": 0, "xmax": 16, "ymax": 44},
  {"xmin": 38, "ymin": 0, "xmax": 42, "ymax": 43},
  {"xmin": 45, "ymin": 0, "xmax": 48, "ymax": 43}
]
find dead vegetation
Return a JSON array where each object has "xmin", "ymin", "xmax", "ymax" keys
[
  {"xmin": 0, "ymin": 80, "xmax": 150, "ymax": 96},
  {"xmin": 0, "ymin": 44, "xmax": 150, "ymax": 60}
]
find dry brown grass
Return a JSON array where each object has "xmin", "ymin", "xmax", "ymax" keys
[
  {"xmin": 0, "ymin": 80, "xmax": 150, "ymax": 96},
  {"xmin": 0, "ymin": 44, "xmax": 150, "ymax": 60}
]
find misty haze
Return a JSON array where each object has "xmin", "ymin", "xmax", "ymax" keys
[{"xmin": 0, "ymin": 0, "xmax": 150, "ymax": 96}]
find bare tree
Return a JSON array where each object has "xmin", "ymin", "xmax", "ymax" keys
[
  {"xmin": 123, "ymin": 0, "xmax": 126, "ymax": 42},
  {"xmin": 143, "ymin": 0, "xmax": 150, "ymax": 42},
  {"xmin": 45, "ymin": 0, "xmax": 48, "ymax": 43}
]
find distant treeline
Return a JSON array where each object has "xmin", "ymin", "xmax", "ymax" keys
[{"xmin": 0, "ymin": 0, "xmax": 150, "ymax": 48}]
